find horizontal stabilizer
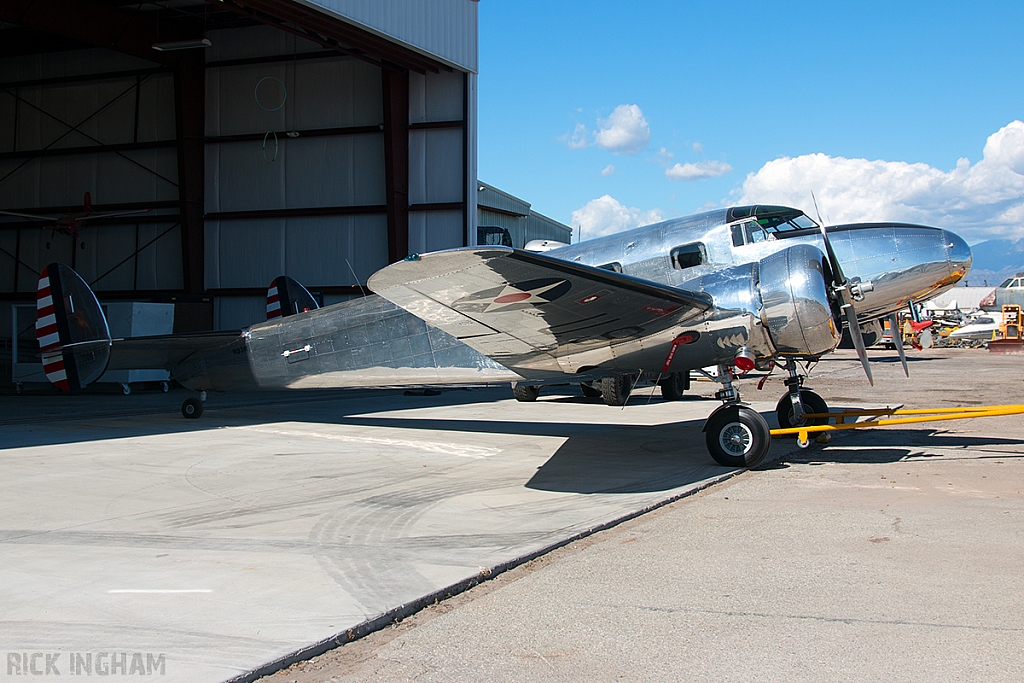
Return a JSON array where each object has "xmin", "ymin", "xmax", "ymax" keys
[
  {"xmin": 36, "ymin": 263, "xmax": 112, "ymax": 390},
  {"xmin": 106, "ymin": 331, "xmax": 243, "ymax": 372}
]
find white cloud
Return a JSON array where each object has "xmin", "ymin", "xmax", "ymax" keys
[
  {"xmin": 567, "ymin": 123, "xmax": 588, "ymax": 150},
  {"xmin": 571, "ymin": 195, "xmax": 665, "ymax": 239},
  {"xmin": 657, "ymin": 147, "xmax": 674, "ymax": 162},
  {"xmin": 692, "ymin": 142, "xmax": 704, "ymax": 154},
  {"xmin": 666, "ymin": 160, "xmax": 733, "ymax": 181},
  {"xmin": 593, "ymin": 104, "xmax": 651, "ymax": 154},
  {"xmin": 738, "ymin": 121, "xmax": 1024, "ymax": 242},
  {"xmin": 600, "ymin": 164, "xmax": 615, "ymax": 177}
]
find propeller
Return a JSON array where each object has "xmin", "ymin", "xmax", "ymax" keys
[
  {"xmin": 816, "ymin": 216, "xmax": 874, "ymax": 385},
  {"xmin": 889, "ymin": 313, "xmax": 910, "ymax": 377}
]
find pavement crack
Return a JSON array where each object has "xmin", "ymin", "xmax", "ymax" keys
[{"xmin": 629, "ymin": 605, "xmax": 1024, "ymax": 633}]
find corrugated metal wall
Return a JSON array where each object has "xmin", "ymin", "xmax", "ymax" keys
[
  {"xmin": 0, "ymin": 49, "xmax": 183, "ymax": 295},
  {"xmin": 204, "ymin": 26, "xmax": 389, "ymax": 302},
  {"xmin": 476, "ymin": 182, "xmax": 572, "ymax": 249}
]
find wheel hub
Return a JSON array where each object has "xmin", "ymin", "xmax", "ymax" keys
[{"xmin": 719, "ymin": 422, "xmax": 753, "ymax": 456}]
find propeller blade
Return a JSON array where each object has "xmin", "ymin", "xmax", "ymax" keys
[
  {"xmin": 844, "ymin": 305, "xmax": 873, "ymax": 386},
  {"xmin": 818, "ymin": 223, "xmax": 848, "ymax": 286},
  {"xmin": 889, "ymin": 313, "xmax": 909, "ymax": 377}
]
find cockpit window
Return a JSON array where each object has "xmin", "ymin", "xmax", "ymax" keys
[
  {"xmin": 756, "ymin": 213, "xmax": 819, "ymax": 233},
  {"xmin": 731, "ymin": 219, "xmax": 770, "ymax": 246},
  {"xmin": 671, "ymin": 243, "xmax": 707, "ymax": 269}
]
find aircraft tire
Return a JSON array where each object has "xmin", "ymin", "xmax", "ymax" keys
[
  {"xmin": 705, "ymin": 404, "xmax": 771, "ymax": 468},
  {"xmin": 775, "ymin": 390, "xmax": 829, "ymax": 431},
  {"xmin": 580, "ymin": 382, "xmax": 602, "ymax": 398},
  {"xmin": 659, "ymin": 372, "xmax": 689, "ymax": 401},
  {"xmin": 181, "ymin": 397, "xmax": 204, "ymax": 419},
  {"xmin": 601, "ymin": 375, "xmax": 632, "ymax": 406},
  {"xmin": 512, "ymin": 384, "xmax": 540, "ymax": 402}
]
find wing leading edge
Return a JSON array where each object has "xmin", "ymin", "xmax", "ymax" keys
[{"xmin": 367, "ymin": 247, "xmax": 712, "ymax": 375}]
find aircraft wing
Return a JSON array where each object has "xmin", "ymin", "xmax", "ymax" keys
[
  {"xmin": 80, "ymin": 209, "xmax": 152, "ymax": 221},
  {"xmin": 0, "ymin": 209, "xmax": 55, "ymax": 221},
  {"xmin": 106, "ymin": 331, "xmax": 242, "ymax": 371},
  {"xmin": 367, "ymin": 247, "xmax": 712, "ymax": 374}
]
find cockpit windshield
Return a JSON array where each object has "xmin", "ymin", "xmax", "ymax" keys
[
  {"xmin": 725, "ymin": 206, "xmax": 820, "ymax": 239},
  {"xmin": 758, "ymin": 212, "xmax": 819, "ymax": 234}
]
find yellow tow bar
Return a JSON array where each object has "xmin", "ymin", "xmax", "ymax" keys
[{"xmin": 770, "ymin": 404, "xmax": 1024, "ymax": 449}]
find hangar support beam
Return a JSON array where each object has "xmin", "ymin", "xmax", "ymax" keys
[
  {"xmin": 382, "ymin": 67, "xmax": 410, "ymax": 263},
  {"xmin": 175, "ymin": 52, "xmax": 206, "ymax": 296}
]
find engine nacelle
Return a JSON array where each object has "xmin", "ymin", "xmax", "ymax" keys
[{"xmin": 757, "ymin": 244, "xmax": 840, "ymax": 358}]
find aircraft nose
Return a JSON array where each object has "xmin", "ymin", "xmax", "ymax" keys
[{"xmin": 943, "ymin": 230, "xmax": 972, "ymax": 276}]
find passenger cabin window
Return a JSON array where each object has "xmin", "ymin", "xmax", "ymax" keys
[
  {"xmin": 597, "ymin": 262, "xmax": 623, "ymax": 273},
  {"xmin": 671, "ymin": 243, "xmax": 706, "ymax": 270}
]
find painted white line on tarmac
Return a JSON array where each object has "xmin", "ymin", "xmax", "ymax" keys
[{"xmin": 108, "ymin": 589, "xmax": 213, "ymax": 594}]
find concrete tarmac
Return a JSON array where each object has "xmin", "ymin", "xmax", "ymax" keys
[
  {"xmin": 0, "ymin": 380, "xmax": 778, "ymax": 682},
  {"xmin": 256, "ymin": 348, "xmax": 1024, "ymax": 683}
]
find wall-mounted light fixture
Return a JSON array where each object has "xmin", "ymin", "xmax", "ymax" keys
[{"xmin": 152, "ymin": 38, "xmax": 212, "ymax": 52}]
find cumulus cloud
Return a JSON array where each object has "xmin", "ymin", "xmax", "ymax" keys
[
  {"xmin": 567, "ymin": 105, "xmax": 652, "ymax": 154},
  {"xmin": 666, "ymin": 160, "xmax": 733, "ymax": 181},
  {"xmin": 739, "ymin": 121, "xmax": 1024, "ymax": 242},
  {"xmin": 594, "ymin": 104, "xmax": 651, "ymax": 154},
  {"xmin": 600, "ymin": 164, "xmax": 615, "ymax": 177},
  {"xmin": 567, "ymin": 123, "xmax": 588, "ymax": 150},
  {"xmin": 571, "ymin": 195, "xmax": 665, "ymax": 239}
]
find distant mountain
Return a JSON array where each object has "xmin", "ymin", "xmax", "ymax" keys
[{"xmin": 964, "ymin": 238, "xmax": 1024, "ymax": 287}]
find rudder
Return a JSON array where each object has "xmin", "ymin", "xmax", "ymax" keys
[
  {"xmin": 267, "ymin": 276, "xmax": 319, "ymax": 320},
  {"xmin": 36, "ymin": 263, "xmax": 112, "ymax": 390}
]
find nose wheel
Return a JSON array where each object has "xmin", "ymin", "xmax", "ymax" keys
[{"xmin": 776, "ymin": 390, "xmax": 829, "ymax": 430}]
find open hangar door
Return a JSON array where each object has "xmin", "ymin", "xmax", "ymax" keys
[{"xmin": 0, "ymin": 0, "xmax": 477, "ymax": 382}]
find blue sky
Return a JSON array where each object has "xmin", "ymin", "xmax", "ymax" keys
[{"xmin": 476, "ymin": 1, "xmax": 1024, "ymax": 244}]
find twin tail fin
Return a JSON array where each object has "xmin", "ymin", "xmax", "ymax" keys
[
  {"xmin": 36, "ymin": 263, "xmax": 112, "ymax": 391},
  {"xmin": 266, "ymin": 276, "xmax": 319, "ymax": 320}
]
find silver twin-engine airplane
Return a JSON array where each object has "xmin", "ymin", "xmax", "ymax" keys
[{"xmin": 34, "ymin": 205, "xmax": 971, "ymax": 468}]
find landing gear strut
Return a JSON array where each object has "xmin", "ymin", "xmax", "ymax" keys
[
  {"xmin": 182, "ymin": 391, "xmax": 206, "ymax": 419},
  {"xmin": 701, "ymin": 364, "xmax": 772, "ymax": 468},
  {"xmin": 775, "ymin": 359, "xmax": 829, "ymax": 446}
]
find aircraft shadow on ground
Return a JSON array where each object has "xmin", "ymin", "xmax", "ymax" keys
[
  {"xmin": 5, "ymin": 391, "xmax": 1020, "ymax": 494},
  {"xmin": 333, "ymin": 413, "xmax": 731, "ymax": 494},
  {"xmin": 0, "ymin": 389, "xmax": 737, "ymax": 495}
]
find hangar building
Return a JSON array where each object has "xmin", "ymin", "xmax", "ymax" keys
[{"xmin": 0, "ymin": 0, "xmax": 570, "ymax": 387}]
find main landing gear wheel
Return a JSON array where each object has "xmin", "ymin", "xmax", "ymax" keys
[
  {"xmin": 775, "ymin": 390, "xmax": 829, "ymax": 431},
  {"xmin": 601, "ymin": 374, "xmax": 633, "ymax": 406},
  {"xmin": 512, "ymin": 384, "xmax": 540, "ymax": 402},
  {"xmin": 659, "ymin": 372, "xmax": 689, "ymax": 401},
  {"xmin": 580, "ymin": 381, "xmax": 602, "ymax": 398},
  {"xmin": 181, "ymin": 397, "xmax": 204, "ymax": 419},
  {"xmin": 704, "ymin": 404, "xmax": 771, "ymax": 468}
]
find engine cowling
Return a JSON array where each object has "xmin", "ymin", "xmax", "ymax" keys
[{"xmin": 757, "ymin": 244, "xmax": 840, "ymax": 358}]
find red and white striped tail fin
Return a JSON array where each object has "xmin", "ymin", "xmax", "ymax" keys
[
  {"xmin": 36, "ymin": 266, "xmax": 69, "ymax": 390},
  {"xmin": 266, "ymin": 283, "xmax": 283, "ymax": 319},
  {"xmin": 267, "ymin": 276, "xmax": 319, "ymax": 321},
  {"xmin": 35, "ymin": 263, "xmax": 111, "ymax": 391}
]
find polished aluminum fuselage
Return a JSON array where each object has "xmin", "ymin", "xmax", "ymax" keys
[
  {"xmin": 546, "ymin": 210, "xmax": 971, "ymax": 322},
  {"xmin": 173, "ymin": 209, "xmax": 971, "ymax": 392}
]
